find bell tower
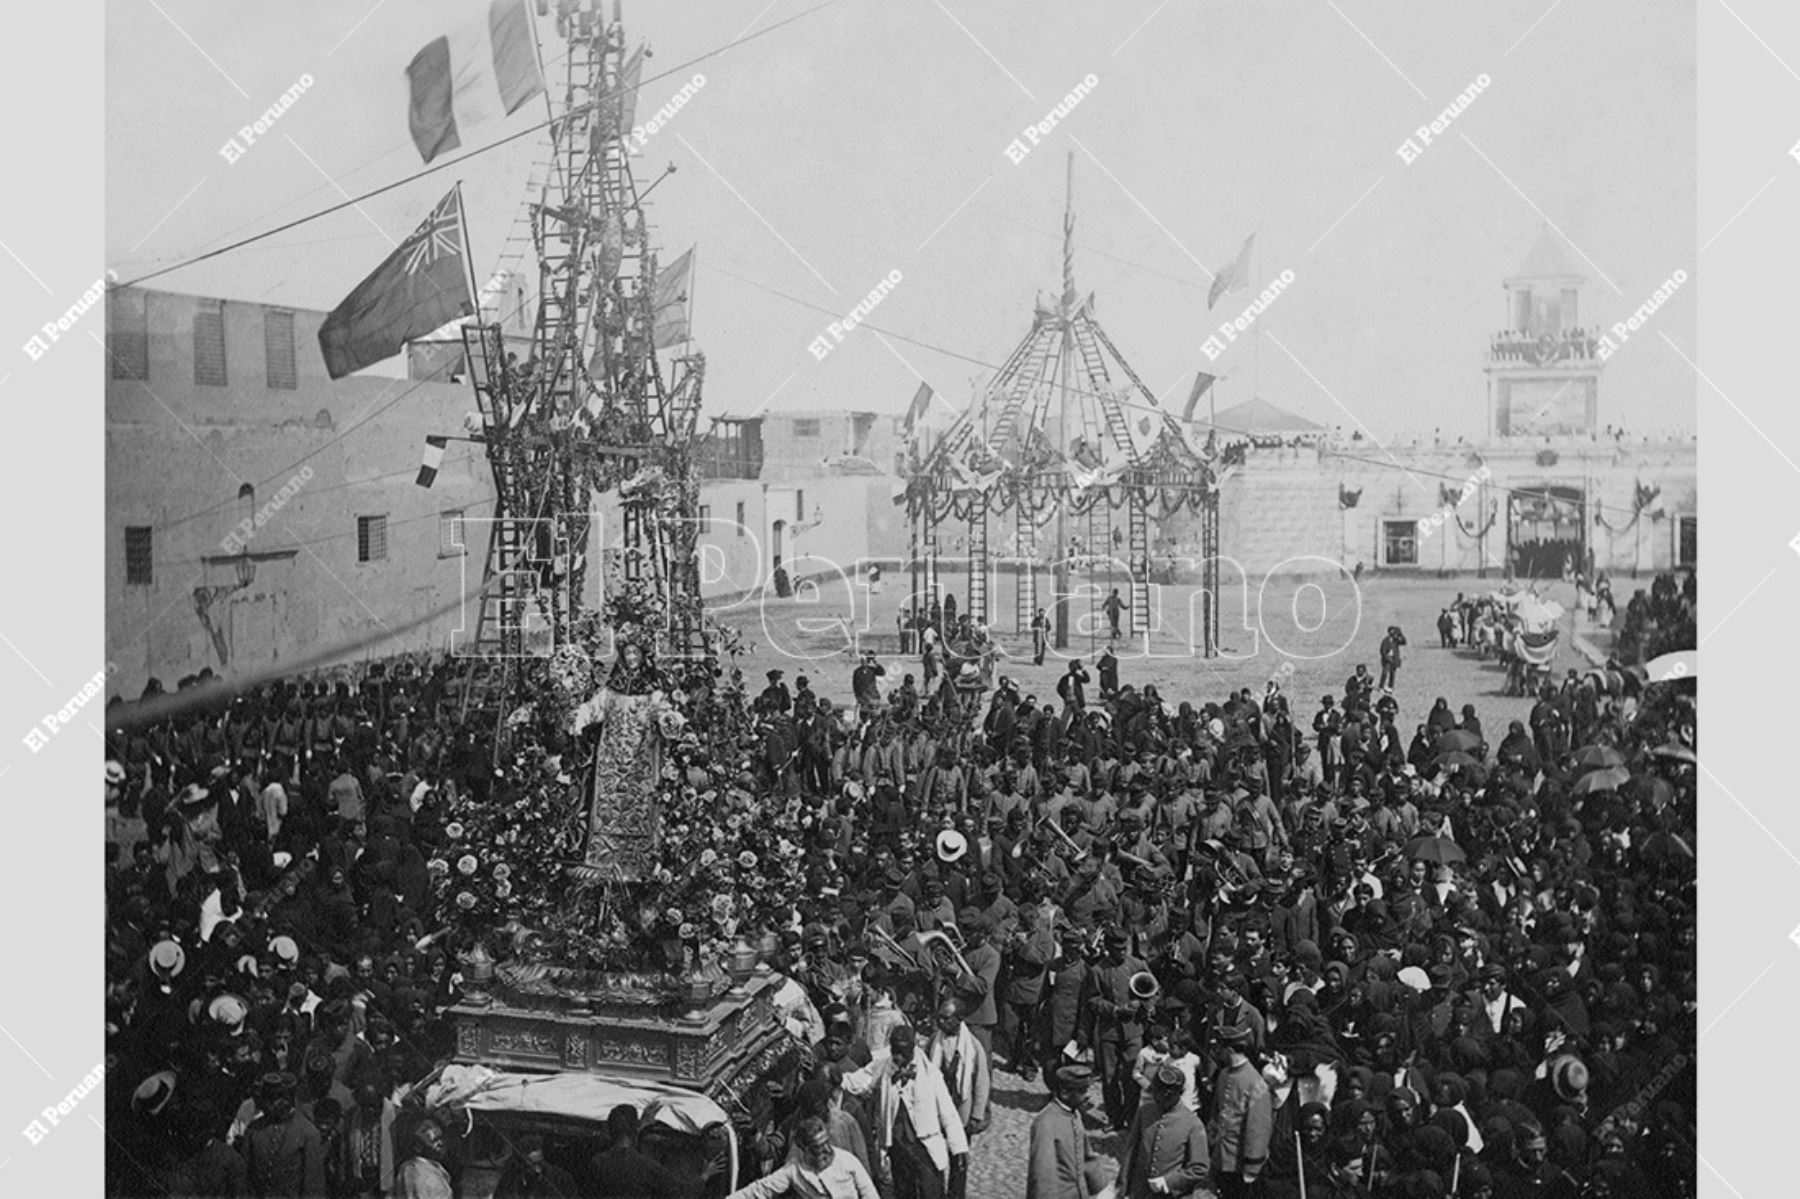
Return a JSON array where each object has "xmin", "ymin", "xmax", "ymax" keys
[{"xmin": 1485, "ymin": 226, "xmax": 1602, "ymax": 437}]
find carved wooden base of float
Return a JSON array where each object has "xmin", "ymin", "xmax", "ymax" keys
[{"xmin": 449, "ymin": 972, "xmax": 793, "ymax": 1108}]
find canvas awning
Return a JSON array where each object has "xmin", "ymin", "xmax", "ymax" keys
[{"xmin": 422, "ymin": 1064, "xmax": 731, "ymax": 1134}]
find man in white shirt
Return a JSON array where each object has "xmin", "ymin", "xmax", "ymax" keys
[
  {"xmin": 258, "ymin": 762, "xmax": 288, "ymax": 843},
  {"xmin": 841, "ymin": 1023, "xmax": 969, "ymax": 1199},
  {"xmin": 727, "ymin": 1117, "xmax": 878, "ymax": 1199},
  {"xmin": 927, "ymin": 999, "xmax": 991, "ymax": 1146},
  {"xmin": 1471, "ymin": 963, "xmax": 1517, "ymax": 1036}
]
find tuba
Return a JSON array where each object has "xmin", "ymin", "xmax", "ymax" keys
[{"xmin": 918, "ymin": 927, "xmax": 975, "ymax": 979}]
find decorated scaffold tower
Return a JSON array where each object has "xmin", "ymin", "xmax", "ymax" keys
[
  {"xmin": 900, "ymin": 154, "xmax": 1226, "ymax": 655},
  {"xmin": 457, "ymin": 0, "xmax": 708, "ymax": 723}
]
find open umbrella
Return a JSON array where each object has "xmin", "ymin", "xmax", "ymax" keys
[
  {"xmin": 1572, "ymin": 765, "xmax": 1630, "ymax": 795},
  {"xmin": 1434, "ymin": 729, "xmax": 1482, "ymax": 755},
  {"xmin": 1570, "ymin": 745, "xmax": 1624, "ymax": 772},
  {"xmin": 1405, "ymin": 835, "xmax": 1467, "ymax": 865},
  {"xmin": 1434, "ymin": 750, "xmax": 1480, "ymax": 772},
  {"xmin": 1641, "ymin": 830, "xmax": 1696, "ymax": 861},
  {"xmin": 1626, "ymin": 774, "xmax": 1675, "ymax": 810}
]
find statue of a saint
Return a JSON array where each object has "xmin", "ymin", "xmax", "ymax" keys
[{"xmin": 577, "ymin": 640, "xmax": 666, "ymax": 878}]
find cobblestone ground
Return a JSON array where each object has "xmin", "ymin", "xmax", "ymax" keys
[{"xmin": 965, "ymin": 1071, "xmax": 1122, "ymax": 1199}]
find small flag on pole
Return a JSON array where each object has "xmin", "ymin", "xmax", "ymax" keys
[
  {"xmin": 618, "ymin": 44, "xmax": 645, "ymax": 136},
  {"xmin": 1207, "ymin": 234, "xmax": 1255, "ymax": 310},
  {"xmin": 417, "ymin": 435, "xmax": 448, "ymax": 488},
  {"xmin": 405, "ymin": 0, "xmax": 545, "ymax": 164},
  {"xmin": 318, "ymin": 187, "xmax": 476, "ymax": 379},
  {"xmin": 1182, "ymin": 372, "xmax": 1218, "ymax": 421},
  {"xmin": 904, "ymin": 381, "xmax": 935, "ymax": 434},
  {"xmin": 651, "ymin": 247, "xmax": 695, "ymax": 349}
]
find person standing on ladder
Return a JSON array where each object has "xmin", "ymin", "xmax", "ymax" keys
[{"xmin": 1103, "ymin": 588, "xmax": 1125, "ymax": 641}]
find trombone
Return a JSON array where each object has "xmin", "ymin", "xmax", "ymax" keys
[{"xmin": 868, "ymin": 924, "xmax": 922, "ymax": 971}]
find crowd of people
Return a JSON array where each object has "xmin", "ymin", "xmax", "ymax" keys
[
  {"xmin": 1488, "ymin": 329, "xmax": 1602, "ymax": 364},
  {"xmin": 103, "ymin": 572, "xmax": 1696, "ymax": 1199}
]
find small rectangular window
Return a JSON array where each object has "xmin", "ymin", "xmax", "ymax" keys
[
  {"xmin": 698, "ymin": 505, "xmax": 711, "ymax": 525},
  {"xmin": 125, "ymin": 526, "xmax": 153, "ymax": 585},
  {"xmin": 1677, "ymin": 516, "xmax": 1696, "ymax": 568},
  {"xmin": 796, "ymin": 489, "xmax": 805, "ymax": 522},
  {"xmin": 438, "ymin": 509, "xmax": 465, "ymax": 558},
  {"xmin": 358, "ymin": 515, "xmax": 389, "ymax": 563},
  {"xmin": 265, "ymin": 310, "xmax": 297, "ymax": 389},
  {"xmin": 1383, "ymin": 520, "xmax": 1418, "ymax": 566},
  {"xmin": 109, "ymin": 290, "xmax": 150, "ymax": 380},
  {"xmin": 194, "ymin": 304, "xmax": 227, "ymax": 386},
  {"xmin": 793, "ymin": 418, "xmax": 820, "ymax": 438},
  {"xmin": 735, "ymin": 501, "xmax": 746, "ymax": 537}
]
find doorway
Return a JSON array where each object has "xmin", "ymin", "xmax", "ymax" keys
[{"xmin": 1508, "ymin": 484, "xmax": 1585, "ymax": 579}]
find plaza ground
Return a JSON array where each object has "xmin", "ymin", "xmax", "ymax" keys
[{"xmin": 714, "ymin": 573, "xmax": 1598, "ymax": 739}]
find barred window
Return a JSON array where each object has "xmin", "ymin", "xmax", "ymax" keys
[
  {"xmin": 125, "ymin": 526, "xmax": 154, "ymax": 585},
  {"xmin": 109, "ymin": 290, "xmax": 149, "ymax": 380},
  {"xmin": 194, "ymin": 304, "xmax": 227, "ymax": 386},
  {"xmin": 735, "ymin": 502, "xmax": 746, "ymax": 537},
  {"xmin": 793, "ymin": 418, "xmax": 820, "ymax": 437},
  {"xmin": 265, "ymin": 310, "xmax": 297, "ymax": 389},
  {"xmin": 358, "ymin": 515, "xmax": 389, "ymax": 563},
  {"xmin": 438, "ymin": 509, "xmax": 465, "ymax": 558}
]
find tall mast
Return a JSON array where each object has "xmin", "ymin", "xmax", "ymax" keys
[{"xmin": 1053, "ymin": 152, "xmax": 1075, "ymax": 650}]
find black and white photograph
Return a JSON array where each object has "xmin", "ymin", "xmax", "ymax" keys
[{"xmin": 12, "ymin": 0, "xmax": 1794, "ymax": 1195}]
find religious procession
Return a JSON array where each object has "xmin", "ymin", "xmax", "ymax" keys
[{"xmin": 93, "ymin": 2, "xmax": 1706, "ymax": 1198}]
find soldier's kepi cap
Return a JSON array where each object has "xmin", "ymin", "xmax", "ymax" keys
[
  {"xmin": 1054, "ymin": 1063, "xmax": 1095, "ymax": 1088},
  {"xmin": 1154, "ymin": 1061, "xmax": 1186, "ymax": 1088}
]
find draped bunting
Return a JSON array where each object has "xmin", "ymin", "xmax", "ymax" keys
[{"xmin": 1453, "ymin": 502, "xmax": 1500, "ymax": 541}]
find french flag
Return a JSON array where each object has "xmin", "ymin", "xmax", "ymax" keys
[{"xmin": 406, "ymin": 0, "xmax": 544, "ymax": 165}]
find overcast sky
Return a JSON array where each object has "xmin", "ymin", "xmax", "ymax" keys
[{"xmin": 107, "ymin": 0, "xmax": 1695, "ymax": 439}]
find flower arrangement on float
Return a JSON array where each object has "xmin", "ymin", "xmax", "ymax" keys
[{"xmin": 427, "ymin": 578, "xmax": 799, "ymax": 1002}]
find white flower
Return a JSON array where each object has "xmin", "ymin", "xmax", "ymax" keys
[
  {"xmin": 494, "ymin": 881, "xmax": 512, "ymax": 899},
  {"xmin": 444, "ymin": 823, "xmax": 464, "ymax": 840},
  {"xmin": 700, "ymin": 849, "xmax": 718, "ymax": 867},
  {"xmin": 457, "ymin": 855, "xmax": 479, "ymax": 876},
  {"xmin": 456, "ymin": 891, "xmax": 477, "ymax": 910},
  {"xmin": 492, "ymin": 863, "xmax": 512, "ymax": 882}
]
